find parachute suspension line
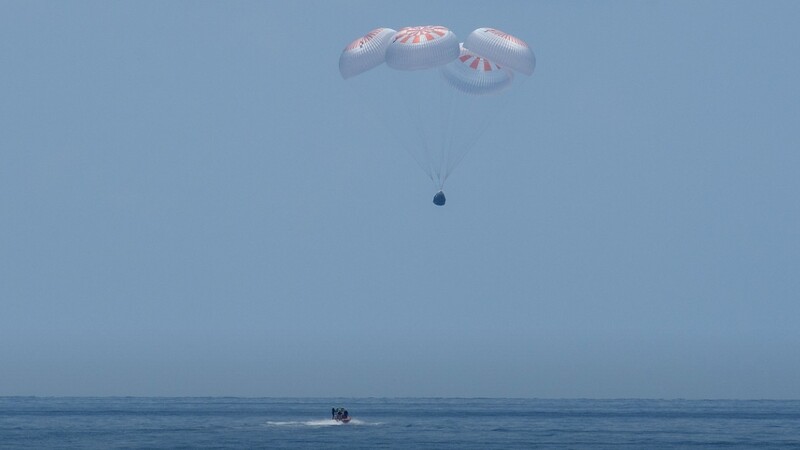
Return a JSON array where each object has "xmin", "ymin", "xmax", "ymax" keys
[
  {"xmin": 393, "ymin": 73, "xmax": 435, "ymax": 182},
  {"xmin": 407, "ymin": 76, "xmax": 441, "ymax": 187},
  {"xmin": 348, "ymin": 76, "xmax": 433, "ymax": 183},
  {"xmin": 404, "ymin": 108, "xmax": 435, "ymax": 183},
  {"xmin": 436, "ymin": 76, "xmax": 446, "ymax": 188},
  {"xmin": 442, "ymin": 92, "xmax": 500, "ymax": 183},
  {"xmin": 445, "ymin": 112, "xmax": 489, "ymax": 181},
  {"xmin": 438, "ymin": 75, "xmax": 456, "ymax": 190},
  {"xmin": 441, "ymin": 91, "xmax": 467, "ymax": 183},
  {"xmin": 442, "ymin": 92, "xmax": 461, "ymax": 183},
  {"xmin": 445, "ymin": 76, "xmax": 528, "ymax": 181},
  {"xmin": 444, "ymin": 112, "xmax": 492, "ymax": 183},
  {"xmin": 410, "ymin": 82, "xmax": 436, "ymax": 182}
]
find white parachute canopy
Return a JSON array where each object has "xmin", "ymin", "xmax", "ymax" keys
[
  {"xmin": 441, "ymin": 44, "xmax": 514, "ymax": 95},
  {"xmin": 464, "ymin": 28, "xmax": 536, "ymax": 76},
  {"xmin": 339, "ymin": 28, "xmax": 396, "ymax": 79},
  {"xmin": 339, "ymin": 26, "xmax": 535, "ymax": 192},
  {"xmin": 385, "ymin": 26, "xmax": 460, "ymax": 70}
]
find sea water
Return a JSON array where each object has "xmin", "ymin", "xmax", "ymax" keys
[{"xmin": 1, "ymin": 397, "xmax": 799, "ymax": 449}]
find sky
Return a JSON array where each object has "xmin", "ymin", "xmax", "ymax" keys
[{"xmin": 1, "ymin": 0, "xmax": 799, "ymax": 398}]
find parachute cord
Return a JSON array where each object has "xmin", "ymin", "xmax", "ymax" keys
[
  {"xmin": 437, "ymin": 76, "xmax": 446, "ymax": 185},
  {"xmin": 412, "ymin": 90, "xmax": 435, "ymax": 181},
  {"xmin": 407, "ymin": 77, "xmax": 437, "ymax": 182},
  {"xmin": 449, "ymin": 76, "xmax": 530, "ymax": 180},
  {"xmin": 389, "ymin": 71, "xmax": 436, "ymax": 182},
  {"xmin": 442, "ymin": 91, "xmax": 463, "ymax": 183},
  {"xmin": 438, "ymin": 75, "xmax": 456, "ymax": 189},
  {"xmin": 347, "ymin": 76, "xmax": 434, "ymax": 182},
  {"xmin": 443, "ymin": 98, "xmax": 460, "ymax": 182},
  {"xmin": 444, "ymin": 111, "xmax": 494, "ymax": 181},
  {"xmin": 442, "ymin": 86, "xmax": 510, "ymax": 183}
]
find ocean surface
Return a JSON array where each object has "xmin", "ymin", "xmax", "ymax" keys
[{"xmin": 1, "ymin": 397, "xmax": 799, "ymax": 449}]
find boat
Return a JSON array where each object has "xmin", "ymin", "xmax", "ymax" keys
[{"xmin": 332, "ymin": 407, "xmax": 351, "ymax": 423}]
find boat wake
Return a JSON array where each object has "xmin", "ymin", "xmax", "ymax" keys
[{"xmin": 266, "ymin": 419, "xmax": 378, "ymax": 427}]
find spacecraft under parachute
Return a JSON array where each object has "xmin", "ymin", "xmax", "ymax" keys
[{"xmin": 339, "ymin": 26, "xmax": 535, "ymax": 206}]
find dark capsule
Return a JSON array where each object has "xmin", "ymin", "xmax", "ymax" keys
[{"xmin": 433, "ymin": 191, "xmax": 446, "ymax": 206}]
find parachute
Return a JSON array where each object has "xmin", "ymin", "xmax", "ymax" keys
[{"xmin": 339, "ymin": 26, "xmax": 535, "ymax": 206}]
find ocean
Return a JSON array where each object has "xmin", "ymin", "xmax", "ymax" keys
[{"xmin": 1, "ymin": 397, "xmax": 799, "ymax": 449}]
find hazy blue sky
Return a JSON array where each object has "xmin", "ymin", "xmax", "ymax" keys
[{"xmin": 2, "ymin": 1, "xmax": 799, "ymax": 398}]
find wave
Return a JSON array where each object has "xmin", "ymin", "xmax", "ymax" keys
[{"xmin": 266, "ymin": 419, "xmax": 379, "ymax": 427}]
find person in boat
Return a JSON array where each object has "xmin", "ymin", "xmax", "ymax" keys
[
  {"xmin": 343, "ymin": 409, "xmax": 348, "ymax": 419},
  {"xmin": 332, "ymin": 407, "xmax": 335, "ymax": 419}
]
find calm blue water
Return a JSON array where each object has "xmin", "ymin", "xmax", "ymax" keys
[{"xmin": 1, "ymin": 397, "xmax": 799, "ymax": 449}]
